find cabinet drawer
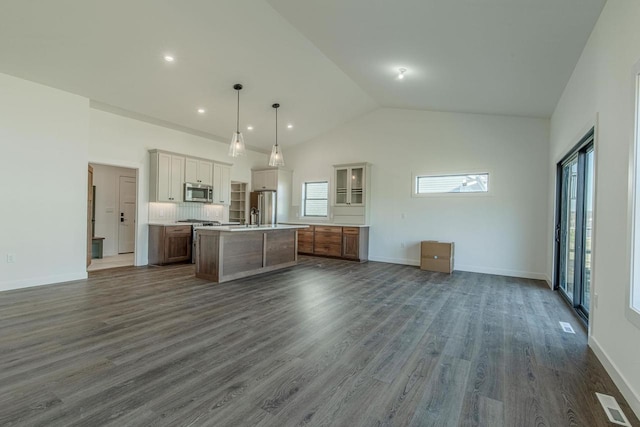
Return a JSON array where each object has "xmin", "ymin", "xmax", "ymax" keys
[
  {"xmin": 297, "ymin": 229, "xmax": 314, "ymax": 237},
  {"xmin": 314, "ymin": 226, "xmax": 342, "ymax": 234},
  {"xmin": 343, "ymin": 227, "xmax": 360, "ymax": 235},
  {"xmin": 315, "ymin": 233, "xmax": 342, "ymax": 245},
  {"xmin": 165, "ymin": 225, "xmax": 192, "ymax": 234},
  {"xmin": 314, "ymin": 243, "xmax": 342, "ymax": 257}
]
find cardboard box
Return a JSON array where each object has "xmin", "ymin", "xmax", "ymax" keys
[{"xmin": 420, "ymin": 241, "xmax": 454, "ymax": 273}]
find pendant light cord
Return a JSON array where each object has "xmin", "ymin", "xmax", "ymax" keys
[
  {"xmin": 236, "ymin": 89, "xmax": 240, "ymax": 134},
  {"xmin": 275, "ymin": 107, "xmax": 278, "ymax": 148}
]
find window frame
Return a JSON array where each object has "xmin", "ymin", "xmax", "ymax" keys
[
  {"xmin": 302, "ymin": 180, "xmax": 329, "ymax": 218},
  {"xmin": 627, "ymin": 60, "xmax": 640, "ymax": 329},
  {"xmin": 411, "ymin": 171, "xmax": 491, "ymax": 198}
]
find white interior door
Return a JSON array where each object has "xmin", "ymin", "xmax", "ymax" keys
[{"xmin": 118, "ymin": 176, "xmax": 136, "ymax": 254}]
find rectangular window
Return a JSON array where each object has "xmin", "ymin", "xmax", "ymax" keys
[
  {"xmin": 303, "ymin": 181, "xmax": 328, "ymax": 217},
  {"xmin": 414, "ymin": 173, "xmax": 489, "ymax": 195},
  {"xmin": 630, "ymin": 63, "xmax": 640, "ymax": 327}
]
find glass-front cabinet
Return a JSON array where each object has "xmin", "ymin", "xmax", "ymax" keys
[{"xmin": 334, "ymin": 164, "xmax": 366, "ymax": 206}]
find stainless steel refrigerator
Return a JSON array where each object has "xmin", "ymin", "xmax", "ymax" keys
[{"xmin": 250, "ymin": 190, "xmax": 277, "ymax": 225}]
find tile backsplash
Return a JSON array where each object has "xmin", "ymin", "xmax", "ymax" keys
[{"xmin": 149, "ymin": 202, "xmax": 226, "ymax": 222}]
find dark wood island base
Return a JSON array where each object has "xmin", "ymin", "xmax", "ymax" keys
[{"xmin": 195, "ymin": 225, "xmax": 307, "ymax": 283}]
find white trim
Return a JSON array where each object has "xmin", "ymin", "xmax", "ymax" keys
[
  {"xmin": 0, "ymin": 272, "xmax": 88, "ymax": 293},
  {"xmin": 626, "ymin": 59, "xmax": 640, "ymax": 330},
  {"xmin": 368, "ymin": 256, "xmax": 546, "ymax": 280},
  {"xmin": 88, "ymin": 159, "xmax": 144, "ymax": 267},
  {"xmin": 590, "ymin": 336, "xmax": 640, "ymax": 420},
  {"xmin": 453, "ymin": 264, "xmax": 548, "ymax": 280},
  {"xmin": 369, "ymin": 256, "xmax": 420, "ymax": 266}
]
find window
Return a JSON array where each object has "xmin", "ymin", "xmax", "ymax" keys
[
  {"xmin": 414, "ymin": 173, "xmax": 489, "ymax": 195},
  {"xmin": 630, "ymin": 62, "xmax": 640, "ymax": 326},
  {"xmin": 555, "ymin": 132, "xmax": 594, "ymax": 322},
  {"xmin": 303, "ymin": 181, "xmax": 328, "ymax": 217}
]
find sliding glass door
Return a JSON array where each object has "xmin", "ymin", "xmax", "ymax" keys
[{"xmin": 555, "ymin": 130, "xmax": 594, "ymax": 320}]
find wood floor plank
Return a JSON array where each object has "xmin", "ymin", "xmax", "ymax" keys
[{"xmin": 0, "ymin": 257, "xmax": 637, "ymax": 426}]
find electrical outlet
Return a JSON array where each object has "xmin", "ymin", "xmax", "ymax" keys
[
  {"xmin": 159, "ymin": 209, "xmax": 164, "ymax": 217},
  {"xmin": 6, "ymin": 253, "xmax": 16, "ymax": 263},
  {"xmin": 594, "ymin": 293, "xmax": 599, "ymax": 309}
]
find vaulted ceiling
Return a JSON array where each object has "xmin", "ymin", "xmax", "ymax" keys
[{"xmin": 0, "ymin": 0, "xmax": 605, "ymax": 150}]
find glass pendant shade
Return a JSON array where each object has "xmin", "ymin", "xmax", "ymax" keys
[
  {"xmin": 269, "ymin": 144, "xmax": 285, "ymax": 166},
  {"xmin": 228, "ymin": 83, "xmax": 246, "ymax": 158},
  {"xmin": 269, "ymin": 102, "xmax": 285, "ymax": 167},
  {"xmin": 228, "ymin": 131, "xmax": 246, "ymax": 157}
]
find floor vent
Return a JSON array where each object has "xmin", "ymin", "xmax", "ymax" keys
[
  {"xmin": 596, "ymin": 392, "xmax": 631, "ymax": 426},
  {"xmin": 559, "ymin": 321, "xmax": 575, "ymax": 334}
]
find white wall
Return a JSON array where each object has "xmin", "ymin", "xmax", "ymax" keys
[
  {"xmin": 286, "ymin": 108, "xmax": 550, "ymax": 279},
  {"xmin": 90, "ymin": 164, "xmax": 136, "ymax": 257},
  {"xmin": 0, "ymin": 73, "xmax": 89, "ymax": 291},
  {"xmin": 88, "ymin": 108, "xmax": 269, "ymax": 266},
  {"xmin": 0, "ymin": 72, "xmax": 269, "ymax": 291},
  {"xmin": 549, "ymin": 0, "xmax": 640, "ymax": 418}
]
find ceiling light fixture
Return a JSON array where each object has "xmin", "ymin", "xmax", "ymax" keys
[
  {"xmin": 228, "ymin": 83, "xmax": 246, "ymax": 157},
  {"xmin": 397, "ymin": 68, "xmax": 407, "ymax": 80},
  {"xmin": 164, "ymin": 55, "xmax": 175, "ymax": 62},
  {"xmin": 247, "ymin": 125, "xmax": 253, "ymax": 130},
  {"xmin": 287, "ymin": 124, "xmax": 293, "ymax": 129},
  {"xmin": 197, "ymin": 108, "xmax": 206, "ymax": 114},
  {"xmin": 269, "ymin": 103, "xmax": 285, "ymax": 167}
]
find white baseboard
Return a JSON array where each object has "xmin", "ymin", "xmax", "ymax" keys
[
  {"xmin": 589, "ymin": 336, "xmax": 640, "ymax": 420},
  {"xmin": 543, "ymin": 274, "xmax": 553, "ymax": 289},
  {"xmin": 0, "ymin": 271, "xmax": 88, "ymax": 293},
  {"xmin": 368, "ymin": 256, "xmax": 420, "ymax": 266},
  {"xmin": 367, "ymin": 256, "xmax": 546, "ymax": 280}
]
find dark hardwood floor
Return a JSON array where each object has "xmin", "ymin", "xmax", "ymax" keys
[{"xmin": 0, "ymin": 257, "xmax": 637, "ymax": 426}]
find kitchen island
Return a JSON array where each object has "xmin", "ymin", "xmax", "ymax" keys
[{"xmin": 194, "ymin": 224, "xmax": 309, "ymax": 283}]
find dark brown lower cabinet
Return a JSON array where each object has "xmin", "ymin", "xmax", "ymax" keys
[
  {"xmin": 149, "ymin": 225, "xmax": 192, "ymax": 265},
  {"xmin": 342, "ymin": 228, "xmax": 360, "ymax": 259},
  {"xmin": 296, "ymin": 224, "xmax": 369, "ymax": 262},
  {"xmin": 297, "ymin": 226, "xmax": 314, "ymax": 254},
  {"xmin": 314, "ymin": 226, "xmax": 343, "ymax": 257}
]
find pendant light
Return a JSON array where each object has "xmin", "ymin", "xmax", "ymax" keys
[
  {"xmin": 269, "ymin": 103, "xmax": 285, "ymax": 167},
  {"xmin": 228, "ymin": 83, "xmax": 246, "ymax": 157}
]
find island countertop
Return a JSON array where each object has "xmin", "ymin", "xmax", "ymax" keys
[{"xmin": 194, "ymin": 224, "xmax": 309, "ymax": 232}]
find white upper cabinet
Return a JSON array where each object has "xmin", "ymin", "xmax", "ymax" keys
[
  {"xmin": 252, "ymin": 169, "xmax": 278, "ymax": 191},
  {"xmin": 150, "ymin": 150, "xmax": 185, "ymax": 203},
  {"xmin": 213, "ymin": 163, "xmax": 231, "ymax": 205},
  {"xmin": 332, "ymin": 163, "xmax": 371, "ymax": 225},
  {"xmin": 185, "ymin": 159, "xmax": 213, "ymax": 186},
  {"xmin": 334, "ymin": 164, "xmax": 366, "ymax": 206}
]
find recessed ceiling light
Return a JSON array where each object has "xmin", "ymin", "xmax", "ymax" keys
[
  {"xmin": 164, "ymin": 55, "xmax": 175, "ymax": 62},
  {"xmin": 397, "ymin": 68, "xmax": 407, "ymax": 80},
  {"xmin": 287, "ymin": 124, "xmax": 293, "ymax": 129},
  {"xmin": 197, "ymin": 108, "xmax": 206, "ymax": 114},
  {"xmin": 247, "ymin": 125, "xmax": 253, "ymax": 130}
]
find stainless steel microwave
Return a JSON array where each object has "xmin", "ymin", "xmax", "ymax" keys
[{"xmin": 184, "ymin": 182, "xmax": 213, "ymax": 203}]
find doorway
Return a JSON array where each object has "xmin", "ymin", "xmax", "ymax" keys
[
  {"xmin": 88, "ymin": 164, "xmax": 138, "ymax": 272},
  {"xmin": 555, "ymin": 129, "xmax": 595, "ymax": 321}
]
